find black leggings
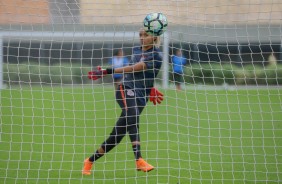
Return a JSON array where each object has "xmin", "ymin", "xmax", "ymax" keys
[{"xmin": 101, "ymin": 85, "xmax": 145, "ymax": 153}]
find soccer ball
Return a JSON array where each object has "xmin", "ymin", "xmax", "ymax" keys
[{"xmin": 143, "ymin": 12, "xmax": 168, "ymax": 36}]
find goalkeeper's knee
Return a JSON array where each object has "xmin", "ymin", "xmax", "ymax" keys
[{"xmin": 128, "ymin": 124, "xmax": 140, "ymax": 142}]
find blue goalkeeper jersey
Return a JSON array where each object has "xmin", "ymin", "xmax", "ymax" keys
[{"xmin": 122, "ymin": 46, "xmax": 163, "ymax": 101}]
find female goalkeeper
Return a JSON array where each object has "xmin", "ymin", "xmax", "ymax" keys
[{"xmin": 83, "ymin": 28, "xmax": 164, "ymax": 175}]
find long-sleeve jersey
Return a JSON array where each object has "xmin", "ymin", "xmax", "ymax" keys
[{"xmin": 121, "ymin": 46, "xmax": 163, "ymax": 104}]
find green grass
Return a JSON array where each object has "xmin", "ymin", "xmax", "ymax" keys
[{"xmin": 0, "ymin": 86, "xmax": 282, "ymax": 184}]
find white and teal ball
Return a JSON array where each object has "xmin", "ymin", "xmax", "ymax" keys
[{"xmin": 143, "ymin": 12, "xmax": 168, "ymax": 36}]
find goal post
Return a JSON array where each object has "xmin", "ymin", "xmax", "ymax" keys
[
  {"xmin": 1, "ymin": 0, "xmax": 282, "ymax": 184},
  {"xmin": 0, "ymin": 36, "xmax": 3, "ymax": 90},
  {"xmin": 162, "ymin": 32, "xmax": 170, "ymax": 89}
]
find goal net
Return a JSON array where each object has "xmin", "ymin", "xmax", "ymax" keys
[{"xmin": 1, "ymin": 0, "xmax": 281, "ymax": 183}]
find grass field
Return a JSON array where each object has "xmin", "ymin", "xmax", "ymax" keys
[{"xmin": 0, "ymin": 86, "xmax": 281, "ymax": 184}]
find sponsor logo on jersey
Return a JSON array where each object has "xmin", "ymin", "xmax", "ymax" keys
[{"xmin": 127, "ymin": 89, "xmax": 135, "ymax": 97}]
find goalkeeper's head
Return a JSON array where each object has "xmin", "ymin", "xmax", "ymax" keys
[{"xmin": 139, "ymin": 28, "xmax": 161, "ymax": 49}]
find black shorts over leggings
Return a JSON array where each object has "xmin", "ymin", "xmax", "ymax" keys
[{"xmin": 101, "ymin": 85, "xmax": 145, "ymax": 152}]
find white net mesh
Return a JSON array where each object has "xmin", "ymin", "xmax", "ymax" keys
[{"xmin": 0, "ymin": 0, "xmax": 282, "ymax": 183}]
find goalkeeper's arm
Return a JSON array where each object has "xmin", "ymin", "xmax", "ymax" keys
[
  {"xmin": 88, "ymin": 62, "xmax": 147, "ymax": 80},
  {"xmin": 114, "ymin": 61, "xmax": 147, "ymax": 73}
]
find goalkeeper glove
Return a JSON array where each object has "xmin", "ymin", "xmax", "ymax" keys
[
  {"xmin": 88, "ymin": 66, "xmax": 114, "ymax": 80},
  {"xmin": 149, "ymin": 87, "xmax": 164, "ymax": 105}
]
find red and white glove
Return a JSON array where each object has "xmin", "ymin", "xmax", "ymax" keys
[
  {"xmin": 88, "ymin": 66, "xmax": 113, "ymax": 80},
  {"xmin": 149, "ymin": 87, "xmax": 164, "ymax": 105}
]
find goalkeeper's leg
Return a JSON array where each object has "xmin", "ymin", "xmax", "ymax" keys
[
  {"xmin": 83, "ymin": 86, "xmax": 130, "ymax": 175},
  {"xmin": 82, "ymin": 112, "xmax": 127, "ymax": 175},
  {"xmin": 83, "ymin": 85, "xmax": 153, "ymax": 174},
  {"xmin": 127, "ymin": 120, "xmax": 154, "ymax": 172},
  {"xmin": 114, "ymin": 87, "xmax": 154, "ymax": 172},
  {"xmin": 125, "ymin": 96, "xmax": 154, "ymax": 172}
]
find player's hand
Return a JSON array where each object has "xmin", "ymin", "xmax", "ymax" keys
[
  {"xmin": 149, "ymin": 87, "xmax": 164, "ymax": 105},
  {"xmin": 88, "ymin": 66, "xmax": 108, "ymax": 80}
]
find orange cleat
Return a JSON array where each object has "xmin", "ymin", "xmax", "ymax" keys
[
  {"xmin": 136, "ymin": 158, "xmax": 154, "ymax": 172},
  {"xmin": 82, "ymin": 158, "xmax": 93, "ymax": 175}
]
